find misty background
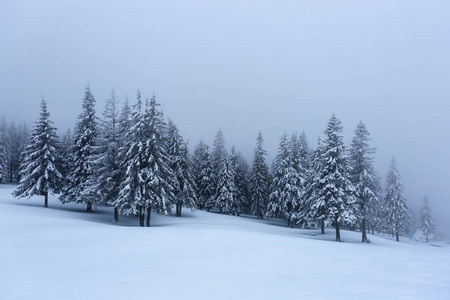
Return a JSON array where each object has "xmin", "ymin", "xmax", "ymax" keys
[{"xmin": 1, "ymin": 1, "xmax": 449, "ymax": 235}]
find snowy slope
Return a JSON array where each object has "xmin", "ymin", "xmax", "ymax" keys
[{"xmin": 1, "ymin": 184, "xmax": 449, "ymax": 300}]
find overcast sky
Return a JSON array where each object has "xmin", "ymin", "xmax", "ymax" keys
[{"xmin": 1, "ymin": 0, "xmax": 449, "ymax": 234}]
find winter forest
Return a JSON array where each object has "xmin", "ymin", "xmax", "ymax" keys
[
  {"xmin": 2, "ymin": 1, "xmax": 450, "ymax": 298},
  {"xmin": 0, "ymin": 85, "xmax": 438, "ymax": 244}
]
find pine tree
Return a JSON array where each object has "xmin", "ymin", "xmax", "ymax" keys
[
  {"xmin": 322, "ymin": 115, "xmax": 356, "ymax": 241},
  {"xmin": 300, "ymin": 138, "xmax": 327, "ymax": 232},
  {"xmin": 250, "ymin": 132, "xmax": 270, "ymax": 219},
  {"xmin": 143, "ymin": 95, "xmax": 176, "ymax": 223},
  {"xmin": 166, "ymin": 120, "xmax": 197, "ymax": 217},
  {"xmin": 93, "ymin": 90, "xmax": 122, "ymax": 221},
  {"xmin": 211, "ymin": 129, "xmax": 226, "ymax": 190},
  {"xmin": 420, "ymin": 195, "xmax": 436, "ymax": 243},
  {"xmin": 58, "ymin": 128, "xmax": 72, "ymax": 181},
  {"xmin": 7, "ymin": 121, "xmax": 29, "ymax": 182},
  {"xmin": 115, "ymin": 93, "xmax": 175, "ymax": 226},
  {"xmin": 192, "ymin": 141, "xmax": 215, "ymax": 211},
  {"xmin": 303, "ymin": 115, "xmax": 356, "ymax": 240},
  {"xmin": 230, "ymin": 147, "xmax": 250, "ymax": 216},
  {"xmin": 60, "ymin": 85, "xmax": 98, "ymax": 212},
  {"xmin": 215, "ymin": 153, "xmax": 237, "ymax": 215},
  {"xmin": 367, "ymin": 176, "xmax": 383, "ymax": 234},
  {"xmin": 349, "ymin": 121, "xmax": 379, "ymax": 242},
  {"xmin": 13, "ymin": 98, "xmax": 63, "ymax": 207},
  {"xmin": 267, "ymin": 133, "xmax": 302, "ymax": 227},
  {"xmin": 236, "ymin": 152, "xmax": 251, "ymax": 214},
  {"xmin": 384, "ymin": 158, "xmax": 411, "ymax": 241},
  {"xmin": 118, "ymin": 97, "xmax": 132, "ymax": 141},
  {"xmin": 298, "ymin": 131, "xmax": 311, "ymax": 172}
]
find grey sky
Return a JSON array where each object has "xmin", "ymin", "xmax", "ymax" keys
[{"xmin": 1, "ymin": 1, "xmax": 449, "ymax": 234}]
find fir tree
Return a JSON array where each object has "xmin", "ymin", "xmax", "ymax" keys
[
  {"xmin": 13, "ymin": 98, "xmax": 63, "ymax": 207},
  {"xmin": 303, "ymin": 115, "xmax": 356, "ymax": 240},
  {"xmin": 193, "ymin": 141, "xmax": 215, "ymax": 211},
  {"xmin": 93, "ymin": 90, "xmax": 122, "ymax": 221},
  {"xmin": 250, "ymin": 132, "xmax": 270, "ymax": 219},
  {"xmin": 267, "ymin": 133, "xmax": 302, "ymax": 227},
  {"xmin": 367, "ymin": 176, "xmax": 383, "ymax": 234},
  {"xmin": 166, "ymin": 120, "xmax": 197, "ymax": 217},
  {"xmin": 230, "ymin": 147, "xmax": 250, "ymax": 215},
  {"xmin": 58, "ymin": 128, "xmax": 72, "ymax": 181},
  {"xmin": 215, "ymin": 153, "xmax": 237, "ymax": 215},
  {"xmin": 298, "ymin": 131, "xmax": 311, "ymax": 172},
  {"xmin": 300, "ymin": 138, "xmax": 327, "ymax": 232},
  {"xmin": 383, "ymin": 158, "xmax": 411, "ymax": 241},
  {"xmin": 321, "ymin": 115, "xmax": 356, "ymax": 241},
  {"xmin": 349, "ymin": 121, "xmax": 379, "ymax": 242},
  {"xmin": 211, "ymin": 129, "xmax": 226, "ymax": 190},
  {"xmin": 420, "ymin": 195, "xmax": 436, "ymax": 243},
  {"xmin": 7, "ymin": 121, "xmax": 29, "ymax": 182},
  {"xmin": 60, "ymin": 85, "xmax": 98, "ymax": 212},
  {"xmin": 117, "ymin": 97, "xmax": 132, "ymax": 141},
  {"xmin": 115, "ymin": 93, "xmax": 175, "ymax": 226}
]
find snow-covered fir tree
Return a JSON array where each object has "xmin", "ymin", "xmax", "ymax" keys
[
  {"xmin": 92, "ymin": 91, "xmax": 122, "ymax": 221},
  {"xmin": 322, "ymin": 115, "xmax": 356, "ymax": 241},
  {"xmin": 383, "ymin": 158, "xmax": 411, "ymax": 242},
  {"xmin": 117, "ymin": 97, "xmax": 132, "ymax": 140},
  {"xmin": 58, "ymin": 128, "xmax": 72, "ymax": 181},
  {"xmin": 250, "ymin": 132, "xmax": 270, "ymax": 219},
  {"xmin": 166, "ymin": 120, "xmax": 197, "ymax": 217},
  {"xmin": 114, "ymin": 92, "xmax": 147, "ymax": 226},
  {"xmin": 298, "ymin": 131, "xmax": 311, "ymax": 171},
  {"xmin": 304, "ymin": 115, "xmax": 356, "ymax": 241},
  {"xmin": 267, "ymin": 133, "xmax": 302, "ymax": 227},
  {"xmin": 300, "ymin": 138, "xmax": 325, "ymax": 231},
  {"xmin": 211, "ymin": 129, "xmax": 226, "ymax": 190},
  {"xmin": 7, "ymin": 122, "xmax": 29, "ymax": 182},
  {"xmin": 60, "ymin": 85, "xmax": 98, "ymax": 212},
  {"xmin": 289, "ymin": 132, "xmax": 306, "ymax": 181},
  {"xmin": 13, "ymin": 98, "xmax": 63, "ymax": 207},
  {"xmin": 0, "ymin": 115, "xmax": 7, "ymax": 183},
  {"xmin": 230, "ymin": 147, "xmax": 250, "ymax": 215},
  {"xmin": 215, "ymin": 153, "xmax": 237, "ymax": 215},
  {"xmin": 367, "ymin": 176, "xmax": 383, "ymax": 234},
  {"xmin": 115, "ymin": 93, "xmax": 175, "ymax": 226},
  {"xmin": 420, "ymin": 195, "xmax": 436, "ymax": 243},
  {"xmin": 192, "ymin": 141, "xmax": 215, "ymax": 211},
  {"xmin": 349, "ymin": 121, "xmax": 379, "ymax": 242}
]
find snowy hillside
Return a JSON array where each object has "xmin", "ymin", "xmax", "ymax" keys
[{"xmin": 1, "ymin": 184, "xmax": 449, "ymax": 300}]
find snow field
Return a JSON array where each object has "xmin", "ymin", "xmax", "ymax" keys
[{"xmin": 1, "ymin": 184, "xmax": 449, "ymax": 300}]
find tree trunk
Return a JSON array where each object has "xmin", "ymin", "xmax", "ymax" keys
[
  {"xmin": 86, "ymin": 201, "xmax": 92, "ymax": 212},
  {"xmin": 426, "ymin": 229, "xmax": 429, "ymax": 243},
  {"xmin": 9, "ymin": 164, "xmax": 13, "ymax": 182},
  {"xmin": 321, "ymin": 221, "xmax": 325, "ymax": 234},
  {"xmin": 361, "ymin": 218, "xmax": 367, "ymax": 243},
  {"xmin": 396, "ymin": 231, "xmax": 399, "ymax": 242},
  {"xmin": 146, "ymin": 206, "xmax": 151, "ymax": 227},
  {"xmin": 287, "ymin": 217, "xmax": 291, "ymax": 228},
  {"xmin": 139, "ymin": 207, "xmax": 144, "ymax": 227},
  {"xmin": 335, "ymin": 219, "xmax": 341, "ymax": 242},
  {"xmin": 44, "ymin": 192, "xmax": 48, "ymax": 208},
  {"xmin": 114, "ymin": 207, "xmax": 119, "ymax": 222},
  {"xmin": 176, "ymin": 203, "xmax": 181, "ymax": 217}
]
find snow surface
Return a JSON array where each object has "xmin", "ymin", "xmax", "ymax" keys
[{"xmin": 1, "ymin": 184, "xmax": 449, "ymax": 300}]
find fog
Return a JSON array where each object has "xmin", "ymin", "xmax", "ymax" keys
[{"xmin": 1, "ymin": 1, "xmax": 449, "ymax": 235}]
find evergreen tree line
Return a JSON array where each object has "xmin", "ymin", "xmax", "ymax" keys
[
  {"xmin": 0, "ymin": 116, "xmax": 29, "ymax": 184},
  {"xmin": 5, "ymin": 86, "xmax": 437, "ymax": 241}
]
